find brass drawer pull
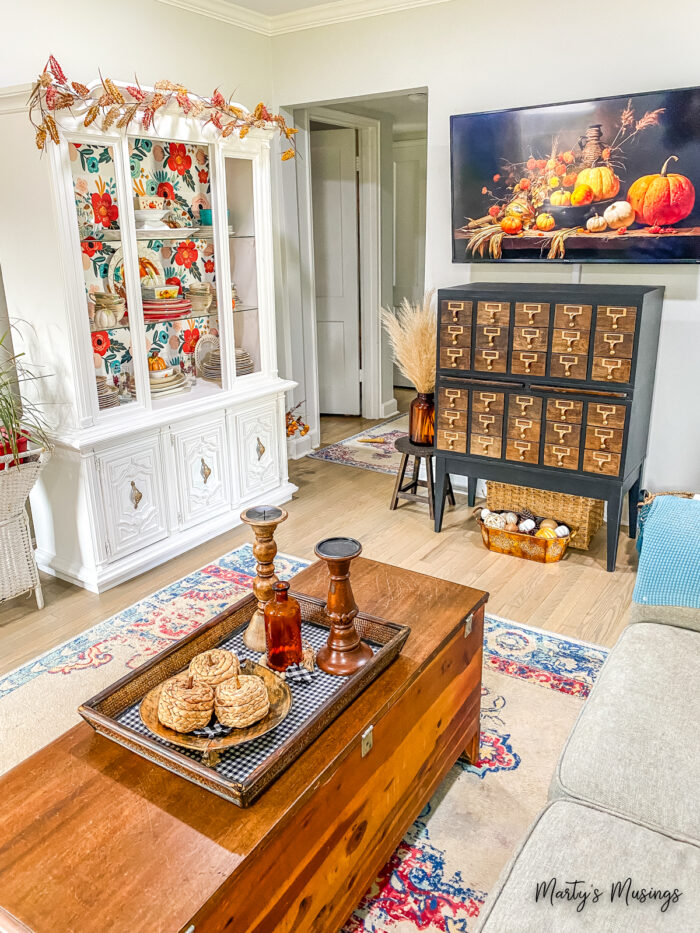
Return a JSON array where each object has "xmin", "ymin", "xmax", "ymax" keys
[
  {"xmin": 515, "ymin": 418, "xmax": 532, "ymax": 438},
  {"xmin": 445, "ymin": 389, "xmax": 461, "ymax": 408},
  {"xmin": 481, "ymin": 393, "xmax": 497, "ymax": 411},
  {"xmin": 595, "ymin": 428, "xmax": 613, "ymax": 450},
  {"xmin": 553, "ymin": 446, "xmax": 572, "ymax": 467},
  {"xmin": 604, "ymin": 307, "xmax": 627, "ymax": 330},
  {"xmin": 601, "ymin": 358, "xmax": 622, "ymax": 380},
  {"xmin": 484, "ymin": 327, "xmax": 500, "ymax": 347},
  {"xmin": 479, "ymin": 414, "xmax": 496, "ymax": 434},
  {"xmin": 130, "ymin": 481, "xmax": 142, "ymax": 510},
  {"xmin": 483, "ymin": 302, "xmax": 502, "ymax": 323},
  {"xmin": 445, "ymin": 411, "xmax": 460, "ymax": 427},
  {"xmin": 200, "ymin": 457, "xmax": 211, "ymax": 484},
  {"xmin": 447, "ymin": 348, "xmax": 463, "ymax": 368},
  {"xmin": 519, "ymin": 352, "xmax": 537, "ymax": 373},
  {"xmin": 561, "ymin": 306, "xmax": 582, "ymax": 325},
  {"xmin": 553, "ymin": 424, "xmax": 573, "ymax": 442},
  {"xmin": 514, "ymin": 395, "xmax": 534, "ymax": 414},
  {"xmin": 256, "ymin": 437, "xmax": 265, "ymax": 460},
  {"xmin": 482, "ymin": 350, "xmax": 499, "ymax": 370},
  {"xmin": 560, "ymin": 355, "xmax": 578, "ymax": 377},
  {"xmin": 522, "ymin": 304, "xmax": 541, "ymax": 324},
  {"xmin": 447, "ymin": 325, "xmax": 464, "ymax": 345},
  {"xmin": 603, "ymin": 334, "xmax": 624, "ymax": 355},
  {"xmin": 445, "ymin": 431, "xmax": 459, "ymax": 450},
  {"xmin": 593, "ymin": 451, "xmax": 613, "ymax": 466},
  {"xmin": 596, "ymin": 404, "xmax": 615, "ymax": 425},
  {"xmin": 562, "ymin": 330, "xmax": 580, "ymax": 350},
  {"xmin": 514, "ymin": 441, "xmax": 530, "ymax": 461}
]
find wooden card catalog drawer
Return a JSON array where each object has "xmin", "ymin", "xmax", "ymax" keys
[
  {"xmin": 440, "ymin": 299, "xmax": 472, "ymax": 325},
  {"xmin": 593, "ymin": 331, "xmax": 634, "ymax": 359},
  {"xmin": 472, "ymin": 391, "xmax": 505, "ymax": 414},
  {"xmin": 513, "ymin": 326, "xmax": 547, "ymax": 351},
  {"xmin": 440, "ymin": 324, "xmax": 471, "ymax": 348},
  {"xmin": 597, "ymin": 305, "xmax": 637, "ymax": 332},
  {"xmin": 550, "ymin": 353, "xmax": 587, "ymax": 380},
  {"xmin": 440, "ymin": 347, "xmax": 470, "ymax": 371},
  {"xmin": 471, "ymin": 411, "xmax": 503, "ymax": 437},
  {"xmin": 437, "ymin": 429, "xmax": 467, "ymax": 453},
  {"xmin": 587, "ymin": 402, "xmax": 626, "ymax": 429},
  {"xmin": 591, "ymin": 357, "xmax": 632, "ymax": 383},
  {"xmin": 509, "ymin": 394, "xmax": 542, "ymax": 419},
  {"xmin": 511, "ymin": 351, "xmax": 546, "ymax": 377},
  {"xmin": 475, "ymin": 324, "xmax": 508, "ymax": 350},
  {"xmin": 506, "ymin": 439, "xmax": 539, "ymax": 464},
  {"xmin": 438, "ymin": 408, "xmax": 468, "ymax": 433},
  {"xmin": 551, "ymin": 329, "xmax": 589, "ymax": 354},
  {"xmin": 470, "ymin": 434, "xmax": 502, "ymax": 458},
  {"xmin": 476, "ymin": 301, "xmax": 510, "ymax": 326},
  {"xmin": 544, "ymin": 444, "xmax": 579, "ymax": 470},
  {"xmin": 473, "ymin": 348, "xmax": 506, "ymax": 373},
  {"xmin": 546, "ymin": 398, "xmax": 583, "ymax": 423},
  {"xmin": 515, "ymin": 302, "xmax": 550, "ymax": 327},
  {"xmin": 583, "ymin": 449, "xmax": 621, "ymax": 476},
  {"xmin": 438, "ymin": 386, "xmax": 468, "ymax": 412},
  {"xmin": 507, "ymin": 415, "xmax": 540, "ymax": 443},
  {"xmin": 584, "ymin": 425, "xmax": 624, "ymax": 454},
  {"xmin": 554, "ymin": 304, "xmax": 592, "ymax": 330},
  {"xmin": 545, "ymin": 421, "xmax": 582, "ymax": 447}
]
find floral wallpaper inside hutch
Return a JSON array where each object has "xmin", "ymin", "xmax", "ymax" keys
[{"xmin": 68, "ymin": 139, "xmax": 221, "ymax": 400}]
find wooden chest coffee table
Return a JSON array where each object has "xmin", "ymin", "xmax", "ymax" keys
[{"xmin": 0, "ymin": 558, "xmax": 487, "ymax": 933}]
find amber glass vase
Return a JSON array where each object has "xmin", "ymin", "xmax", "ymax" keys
[
  {"xmin": 264, "ymin": 581, "xmax": 302, "ymax": 671},
  {"xmin": 409, "ymin": 392, "xmax": 435, "ymax": 446}
]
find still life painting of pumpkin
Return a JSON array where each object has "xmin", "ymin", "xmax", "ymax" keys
[{"xmin": 451, "ymin": 86, "xmax": 700, "ymax": 262}]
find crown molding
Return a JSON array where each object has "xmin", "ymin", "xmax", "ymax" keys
[
  {"xmin": 0, "ymin": 84, "xmax": 32, "ymax": 116},
  {"xmin": 155, "ymin": 0, "xmax": 452, "ymax": 36}
]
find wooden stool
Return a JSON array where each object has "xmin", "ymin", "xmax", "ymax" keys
[{"xmin": 390, "ymin": 436, "xmax": 455, "ymax": 520}]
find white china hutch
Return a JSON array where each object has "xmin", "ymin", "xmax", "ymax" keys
[{"xmin": 0, "ymin": 91, "xmax": 295, "ymax": 592}]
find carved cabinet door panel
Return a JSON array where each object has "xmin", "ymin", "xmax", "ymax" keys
[
  {"xmin": 171, "ymin": 416, "xmax": 231, "ymax": 529},
  {"xmin": 234, "ymin": 402, "xmax": 281, "ymax": 500},
  {"xmin": 95, "ymin": 437, "xmax": 169, "ymax": 561}
]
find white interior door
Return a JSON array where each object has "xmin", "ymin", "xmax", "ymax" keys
[
  {"xmin": 392, "ymin": 138, "xmax": 427, "ymax": 388},
  {"xmin": 311, "ymin": 127, "xmax": 361, "ymax": 416}
]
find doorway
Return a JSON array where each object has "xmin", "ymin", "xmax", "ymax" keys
[{"xmin": 280, "ymin": 90, "xmax": 428, "ymax": 454}]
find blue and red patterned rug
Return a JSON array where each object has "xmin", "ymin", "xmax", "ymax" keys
[
  {"xmin": 308, "ymin": 414, "xmax": 409, "ymax": 475},
  {"xmin": 0, "ymin": 545, "xmax": 607, "ymax": 932}
]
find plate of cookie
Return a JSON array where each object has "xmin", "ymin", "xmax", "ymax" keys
[{"xmin": 139, "ymin": 648, "xmax": 291, "ymax": 760}]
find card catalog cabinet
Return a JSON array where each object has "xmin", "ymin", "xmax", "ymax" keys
[{"xmin": 434, "ymin": 284, "xmax": 664, "ymax": 571}]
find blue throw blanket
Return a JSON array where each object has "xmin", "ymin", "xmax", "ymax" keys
[{"xmin": 633, "ymin": 495, "xmax": 700, "ymax": 608}]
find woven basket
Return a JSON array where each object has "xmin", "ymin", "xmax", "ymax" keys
[
  {"xmin": 0, "ymin": 447, "xmax": 49, "ymax": 605},
  {"xmin": 486, "ymin": 481, "xmax": 604, "ymax": 550}
]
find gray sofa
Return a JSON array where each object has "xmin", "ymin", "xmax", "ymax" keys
[{"xmin": 475, "ymin": 499, "xmax": 700, "ymax": 931}]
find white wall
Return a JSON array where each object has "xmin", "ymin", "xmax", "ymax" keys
[
  {"xmin": 0, "ymin": 0, "xmax": 272, "ymax": 98},
  {"xmin": 270, "ymin": 0, "xmax": 700, "ymax": 490}
]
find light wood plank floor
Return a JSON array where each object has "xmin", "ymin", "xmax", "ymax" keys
[{"xmin": 0, "ymin": 393, "xmax": 638, "ymax": 676}]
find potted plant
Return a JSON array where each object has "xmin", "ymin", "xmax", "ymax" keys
[
  {"xmin": 0, "ymin": 329, "xmax": 52, "ymax": 608},
  {"xmin": 381, "ymin": 291, "xmax": 437, "ymax": 445}
]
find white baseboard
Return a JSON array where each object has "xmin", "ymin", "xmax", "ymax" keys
[
  {"xmin": 287, "ymin": 433, "xmax": 314, "ymax": 459},
  {"xmin": 381, "ymin": 398, "xmax": 399, "ymax": 419},
  {"xmin": 36, "ymin": 482, "xmax": 297, "ymax": 594}
]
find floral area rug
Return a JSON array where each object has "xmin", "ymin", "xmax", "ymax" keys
[
  {"xmin": 307, "ymin": 414, "xmax": 408, "ymax": 475},
  {"xmin": 0, "ymin": 545, "xmax": 607, "ymax": 931}
]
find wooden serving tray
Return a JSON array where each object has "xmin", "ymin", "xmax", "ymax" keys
[{"xmin": 79, "ymin": 590, "xmax": 410, "ymax": 807}]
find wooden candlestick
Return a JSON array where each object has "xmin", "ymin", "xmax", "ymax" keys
[
  {"xmin": 315, "ymin": 537, "xmax": 373, "ymax": 676},
  {"xmin": 240, "ymin": 505, "xmax": 288, "ymax": 652}
]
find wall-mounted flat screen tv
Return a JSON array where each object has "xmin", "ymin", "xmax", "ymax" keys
[{"xmin": 451, "ymin": 86, "xmax": 700, "ymax": 263}]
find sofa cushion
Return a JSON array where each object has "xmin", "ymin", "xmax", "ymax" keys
[
  {"xmin": 632, "ymin": 496, "xmax": 700, "ymax": 633},
  {"xmin": 475, "ymin": 800, "xmax": 700, "ymax": 932},
  {"xmin": 550, "ymin": 622, "xmax": 700, "ymax": 842}
]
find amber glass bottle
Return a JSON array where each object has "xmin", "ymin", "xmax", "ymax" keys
[
  {"xmin": 409, "ymin": 392, "xmax": 435, "ymax": 445},
  {"xmin": 264, "ymin": 581, "xmax": 302, "ymax": 671}
]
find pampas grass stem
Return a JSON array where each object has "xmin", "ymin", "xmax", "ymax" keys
[{"xmin": 381, "ymin": 290, "xmax": 437, "ymax": 394}]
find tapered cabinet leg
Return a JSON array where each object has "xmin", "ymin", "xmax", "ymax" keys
[
  {"xmin": 628, "ymin": 471, "xmax": 642, "ymax": 539},
  {"xmin": 467, "ymin": 477, "xmax": 476, "ymax": 508},
  {"xmin": 606, "ymin": 489, "xmax": 623, "ymax": 572},
  {"xmin": 434, "ymin": 458, "xmax": 447, "ymax": 532}
]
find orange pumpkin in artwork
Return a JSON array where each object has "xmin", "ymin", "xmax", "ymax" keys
[
  {"xmin": 575, "ymin": 165, "xmax": 620, "ymax": 202},
  {"xmin": 627, "ymin": 155, "xmax": 695, "ymax": 226},
  {"xmin": 536, "ymin": 213, "xmax": 556, "ymax": 231},
  {"xmin": 500, "ymin": 216, "xmax": 523, "ymax": 234},
  {"xmin": 570, "ymin": 184, "xmax": 594, "ymax": 206}
]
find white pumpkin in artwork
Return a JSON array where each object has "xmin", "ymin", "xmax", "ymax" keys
[
  {"xmin": 586, "ymin": 213, "xmax": 607, "ymax": 233},
  {"xmin": 603, "ymin": 200, "xmax": 635, "ymax": 230}
]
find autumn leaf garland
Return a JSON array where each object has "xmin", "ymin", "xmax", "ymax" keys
[{"xmin": 29, "ymin": 56, "xmax": 297, "ymax": 160}]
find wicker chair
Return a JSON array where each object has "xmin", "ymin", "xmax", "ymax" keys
[{"xmin": 0, "ymin": 447, "xmax": 49, "ymax": 609}]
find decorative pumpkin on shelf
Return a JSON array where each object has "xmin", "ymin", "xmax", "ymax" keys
[
  {"xmin": 603, "ymin": 200, "xmax": 636, "ymax": 230},
  {"xmin": 535, "ymin": 526, "xmax": 557, "ymax": 540},
  {"xmin": 570, "ymin": 184, "xmax": 595, "ymax": 207},
  {"xmin": 536, "ymin": 213, "xmax": 556, "ymax": 232},
  {"xmin": 550, "ymin": 190, "xmax": 571, "ymax": 207},
  {"xmin": 627, "ymin": 155, "xmax": 695, "ymax": 226},
  {"xmin": 586, "ymin": 213, "xmax": 608, "ymax": 233},
  {"xmin": 500, "ymin": 215, "xmax": 523, "ymax": 235},
  {"xmin": 148, "ymin": 356, "xmax": 167, "ymax": 372},
  {"xmin": 575, "ymin": 165, "xmax": 620, "ymax": 202}
]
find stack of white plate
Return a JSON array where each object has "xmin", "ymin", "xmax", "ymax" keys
[
  {"xmin": 202, "ymin": 350, "xmax": 222, "ymax": 382},
  {"xmin": 149, "ymin": 368, "xmax": 191, "ymax": 399},
  {"xmin": 96, "ymin": 376, "xmax": 120, "ymax": 410},
  {"xmin": 235, "ymin": 348, "xmax": 255, "ymax": 376}
]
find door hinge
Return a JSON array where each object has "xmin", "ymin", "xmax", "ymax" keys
[
  {"xmin": 361, "ymin": 725, "xmax": 373, "ymax": 757},
  {"xmin": 358, "ymin": 369, "xmax": 363, "ymax": 383},
  {"xmin": 464, "ymin": 613, "xmax": 474, "ymax": 637},
  {"xmin": 355, "ymin": 155, "xmax": 360, "ymax": 173}
]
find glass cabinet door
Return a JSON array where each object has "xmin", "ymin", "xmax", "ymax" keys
[
  {"xmin": 128, "ymin": 137, "xmax": 223, "ymax": 402},
  {"xmin": 69, "ymin": 141, "xmax": 139, "ymax": 412},
  {"xmin": 224, "ymin": 156, "xmax": 262, "ymax": 378}
]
